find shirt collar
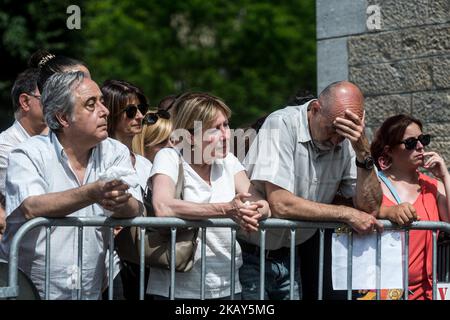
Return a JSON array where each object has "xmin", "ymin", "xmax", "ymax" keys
[
  {"xmin": 296, "ymin": 100, "xmax": 342, "ymax": 154},
  {"xmin": 297, "ymin": 100, "xmax": 314, "ymax": 143},
  {"xmin": 49, "ymin": 131, "xmax": 66, "ymax": 161},
  {"xmin": 14, "ymin": 120, "xmax": 31, "ymax": 139},
  {"xmin": 49, "ymin": 130, "xmax": 100, "ymax": 163}
]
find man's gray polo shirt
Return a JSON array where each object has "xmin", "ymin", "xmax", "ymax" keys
[{"xmin": 240, "ymin": 100, "xmax": 357, "ymax": 249}]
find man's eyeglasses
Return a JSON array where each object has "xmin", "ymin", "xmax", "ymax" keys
[
  {"xmin": 123, "ymin": 104, "xmax": 148, "ymax": 119},
  {"xmin": 401, "ymin": 134, "xmax": 431, "ymax": 150},
  {"xmin": 27, "ymin": 93, "xmax": 41, "ymax": 100},
  {"xmin": 143, "ymin": 110, "xmax": 170, "ymax": 125}
]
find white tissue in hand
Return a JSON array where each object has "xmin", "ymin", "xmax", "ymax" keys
[
  {"xmin": 98, "ymin": 166, "xmax": 139, "ymax": 217},
  {"xmin": 98, "ymin": 166, "xmax": 139, "ymax": 188}
]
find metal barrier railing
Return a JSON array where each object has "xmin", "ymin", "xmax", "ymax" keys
[{"xmin": 0, "ymin": 217, "xmax": 449, "ymax": 300}]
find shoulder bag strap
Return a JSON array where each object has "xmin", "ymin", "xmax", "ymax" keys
[
  {"xmin": 377, "ymin": 171, "xmax": 402, "ymax": 204},
  {"xmin": 174, "ymin": 150, "xmax": 185, "ymax": 200}
]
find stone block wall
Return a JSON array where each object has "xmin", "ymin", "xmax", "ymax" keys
[{"xmin": 317, "ymin": 0, "xmax": 450, "ymax": 161}]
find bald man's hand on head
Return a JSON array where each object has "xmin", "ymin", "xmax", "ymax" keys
[
  {"xmin": 334, "ymin": 109, "xmax": 370, "ymax": 157},
  {"xmin": 322, "ymin": 81, "xmax": 370, "ymax": 159}
]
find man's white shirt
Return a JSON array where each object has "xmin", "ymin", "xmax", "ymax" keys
[
  {"xmin": 0, "ymin": 131, "xmax": 142, "ymax": 299},
  {"xmin": 0, "ymin": 120, "xmax": 31, "ymax": 195}
]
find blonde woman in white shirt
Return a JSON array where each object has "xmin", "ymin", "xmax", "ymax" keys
[{"xmin": 148, "ymin": 92, "xmax": 270, "ymax": 299}]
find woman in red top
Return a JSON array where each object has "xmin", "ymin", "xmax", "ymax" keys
[{"xmin": 370, "ymin": 114, "xmax": 450, "ymax": 300}]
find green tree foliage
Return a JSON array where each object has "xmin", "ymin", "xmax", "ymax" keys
[
  {"xmin": 0, "ymin": 0, "xmax": 315, "ymax": 130},
  {"xmin": 83, "ymin": 0, "xmax": 316, "ymax": 127},
  {"xmin": 0, "ymin": 0, "xmax": 84, "ymax": 129}
]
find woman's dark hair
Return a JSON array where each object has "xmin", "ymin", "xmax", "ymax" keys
[
  {"xmin": 370, "ymin": 114, "xmax": 423, "ymax": 170},
  {"xmin": 287, "ymin": 89, "xmax": 316, "ymax": 106},
  {"xmin": 28, "ymin": 49, "xmax": 88, "ymax": 93},
  {"xmin": 157, "ymin": 95, "xmax": 177, "ymax": 111},
  {"xmin": 101, "ymin": 79, "xmax": 148, "ymax": 136},
  {"xmin": 250, "ymin": 90, "xmax": 316, "ymax": 133}
]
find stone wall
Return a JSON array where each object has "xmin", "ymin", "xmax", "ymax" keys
[{"xmin": 317, "ymin": 0, "xmax": 450, "ymax": 161}]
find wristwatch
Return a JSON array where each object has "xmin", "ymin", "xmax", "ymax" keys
[{"xmin": 355, "ymin": 156, "xmax": 374, "ymax": 170}]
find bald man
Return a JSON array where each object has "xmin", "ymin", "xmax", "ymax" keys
[{"xmin": 239, "ymin": 81, "xmax": 383, "ymax": 300}]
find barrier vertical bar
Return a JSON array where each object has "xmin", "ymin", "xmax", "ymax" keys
[
  {"xmin": 347, "ymin": 231, "xmax": 353, "ymax": 300},
  {"xmin": 139, "ymin": 227, "xmax": 145, "ymax": 300},
  {"xmin": 432, "ymin": 231, "xmax": 437, "ymax": 300},
  {"xmin": 200, "ymin": 228, "xmax": 206, "ymax": 300},
  {"xmin": 108, "ymin": 228, "xmax": 114, "ymax": 300},
  {"xmin": 45, "ymin": 227, "xmax": 51, "ymax": 300},
  {"xmin": 404, "ymin": 230, "xmax": 409, "ymax": 300},
  {"xmin": 376, "ymin": 231, "xmax": 381, "ymax": 300},
  {"xmin": 169, "ymin": 227, "xmax": 176, "ymax": 300},
  {"xmin": 318, "ymin": 229, "xmax": 325, "ymax": 300},
  {"xmin": 230, "ymin": 228, "xmax": 236, "ymax": 300},
  {"xmin": 289, "ymin": 229, "xmax": 296, "ymax": 300},
  {"xmin": 77, "ymin": 226, "xmax": 83, "ymax": 300},
  {"xmin": 259, "ymin": 229, "xmax": 266, "ymax": 300}
]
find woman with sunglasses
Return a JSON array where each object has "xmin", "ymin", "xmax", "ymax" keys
[
  {"xmin": 133, "ymin": 109, "xmax": 172, "ymax": 162},
  {"xmin": 370, "ymin": 114, "xmax": 450, "ymax": 300},
  {"xmin": 101, "ymin": 79, "xmax": 153, "ymax": 300}
]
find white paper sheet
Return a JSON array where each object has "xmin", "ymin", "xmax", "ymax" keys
[{"xmin": 332, "ymin": 231, "xmax": 404, "ymax": 290}]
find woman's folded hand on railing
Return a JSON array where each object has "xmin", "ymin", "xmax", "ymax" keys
[
  {"xmin": 227, "ymin": 192, "xmax": 263, "ymax": 232},
  {"xmin": 378, "ymin": 203, "xmax": 419, "ymax": 226}
]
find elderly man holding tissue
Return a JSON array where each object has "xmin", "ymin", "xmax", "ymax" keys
[{"xmin": 0, "ymin": 71, "xmax": 143, "ymax": 300}]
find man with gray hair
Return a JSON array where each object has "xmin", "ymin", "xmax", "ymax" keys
[{"xmin": 0, "ymin": 71, "xmax": 143, "ymax": 299}]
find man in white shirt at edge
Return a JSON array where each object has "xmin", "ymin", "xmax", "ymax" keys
[
  {"xmin": 239, "ymin": 81, "xmax": 384, "ymax": 300},
  {"xmin": 0, "ymin": 71, "xmax": 143, "ymax": 299},
  {"xmin": 0, "ymin": 68, "xmax": 48, "ymax": 235}
]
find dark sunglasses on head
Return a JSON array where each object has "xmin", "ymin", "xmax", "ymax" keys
[
  {"xmin": 401, "ymin": 134, "xmax": 431, "ymax": 150},
  {"xmin": 123, "ymin": 104, "xmax": 148, "ymax": 119},
  {"xmin": 143, "ymin": 110, "xmax": 170, "ymax": 125}
]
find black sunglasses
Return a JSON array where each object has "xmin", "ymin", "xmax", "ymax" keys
[
  {"xmin": 401, "ymin": 134, "xmax": 431, "ymax": 150},
  {"xmin": 143, "ymin": 110, "xmax": 170, "ymax": 125},
  {"xmin": 123, "ymin": 104, "xmax": 148, "ymax": 119}
]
